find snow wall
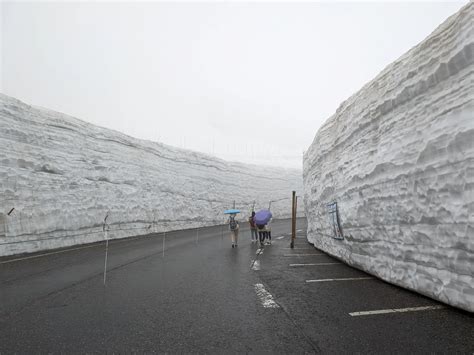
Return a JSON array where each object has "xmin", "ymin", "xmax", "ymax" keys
[
  {"xmin": 0, "ymin": 94, "xmax": 303, "ymax": 257},
  {"xmin": 303, "ymin": 4, "xmax": 473, "ymax": 312}
]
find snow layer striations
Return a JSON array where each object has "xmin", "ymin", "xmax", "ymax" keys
[
  {"xmin": 0, "ymin": 94, "xmax": 302, "ymax": 256},
  {"xmin": 303, "ymin": 4, "xmax": 473, "ymax": 312}
]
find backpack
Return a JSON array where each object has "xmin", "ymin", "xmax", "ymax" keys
[
  {"xmin": 229, "ymin": 217, "xmax": 238, "ymax": 231},
  {"xmin": 249, "ymin": 216, "xmax": 256, "ymax": 228}
]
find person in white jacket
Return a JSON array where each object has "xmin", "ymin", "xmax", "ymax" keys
[{"xmin": 265, "ymin": 218, "xmax": 272, "ymax": 245}]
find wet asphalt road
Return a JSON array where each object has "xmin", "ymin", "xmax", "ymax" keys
[{"xmin": 0, "ymin": 218, "xmax": 472, "ymax": 353}]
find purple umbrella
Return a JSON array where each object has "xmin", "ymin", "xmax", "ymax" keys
[{"xmin": 255, "ymin": 209, "xmax": 272, "ymax": 225}]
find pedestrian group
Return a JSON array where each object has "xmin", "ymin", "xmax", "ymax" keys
[{"xmin": 228, "ymin": 211, "xmax": 272, "ymax": 248}]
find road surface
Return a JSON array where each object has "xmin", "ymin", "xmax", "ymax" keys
[{"xmin": 0, "ymin": 218, "xmax": 472, "ymax": 353}]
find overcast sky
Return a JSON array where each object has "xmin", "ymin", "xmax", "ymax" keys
[{"xmin": 1, "ymin": 1, "xmax": 467, "ymax": 168}]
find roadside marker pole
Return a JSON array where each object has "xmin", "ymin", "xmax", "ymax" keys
[
  {"xmin": 162, "ymin": 231, "xmax": 166, "ymax": 257},
  {"xmin": 290, "ymin": 191, "xmax": 296, "ymax": 249},
  {"xmin": 103, "ymin": 230, "xmax": 109, "ymax": 285},
  {"xmin": 103, "ymin": 213, "xmax": 110, "ymax": 286},
  {"xmin": 221, "ymin": 218, "xmax": 225, "ymax": 243},
  {"xmin": 295, "ymin": 196, "xmax": 298, "ymax": 220}
]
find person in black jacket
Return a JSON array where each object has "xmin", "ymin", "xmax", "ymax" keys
[{"xmin": 249, "ymin": 211, "xmax": 258, "ymax": 242}]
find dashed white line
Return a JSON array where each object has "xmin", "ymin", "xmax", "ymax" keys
[
  {"xmin": 283, "ymin": 253, "xmax": 325, "ymax": 257},
  {"xmin": 276, "ymin": 236, "xmax": 285, "ymax": 240},
  {"xmin": 254, "ymin": 283, "xmax": 279, "ymax": 308},
  {"xmin": 306, "ymin": 277, "xmax": 373, "ymax": 283},
  {"xmin": 251, "ymin": 260, "xmax": 261, "ymax": 271},
  {"xmin": 349, "ymin": 305, "xmax": 445, "ymax": 317},
  {"xmin": 290, "ymin": 263, "xmax": 340, "ymax": 267}
]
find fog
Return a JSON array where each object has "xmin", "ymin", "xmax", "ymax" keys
[{"xmin": 1, "ymin": 1, "xmax": 466, "ymax": 168}]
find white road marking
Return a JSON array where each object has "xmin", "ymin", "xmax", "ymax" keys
[
  {"xmin": 256, "ymin": 248, "xmax": 264, "ymax": 255},
  {"xmin": 349, "ymin": 305, "xmax": 445, "ymax": 317},
  {"xmin": 251, "ymin": 260, "xmax": 261, "ymax": 271},
  {"xmin": 290, "ymin": 262, "xmax": 341, "ymax": 267},
  {"xmin": 297, "ymin": 229, "xmax": 303, "ymax": 232},
  {"xmin": 276, "ymin": 236, "xmax": 285, "ymax": 240},
  {"xmin": 283, "ymin": 253, "xmax": 325, "ymax": 257},
  {"xmin": 306, "ymin": 277, "xmax": 373, "ymax": 283},
  {"xmin": 254, "ymin": 283, "xmax": 279, "ymax": 308}
]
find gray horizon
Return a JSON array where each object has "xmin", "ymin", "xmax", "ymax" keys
[{"xmin": 0, "ymin": 1, "xmax": 467, "ymax": 168}]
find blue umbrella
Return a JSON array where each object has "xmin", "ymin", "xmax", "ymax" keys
[
  {"xmin": 224, "ymin": 209, "xmax": 241, "ymax": 214},
  {"xmin": 255, "ymin": 209, "xmax": 272, "ymax": 225}
]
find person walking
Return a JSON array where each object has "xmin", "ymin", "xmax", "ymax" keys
[
  {"xmin": 228, "ymin": 214, "xmax": 240, "ymax": 248},
  {"xmin": 249, "ymin": 211, "xmax": 258, "ymax": 242},
  {"xmin": 257, "ymin": 223, "xmax": 266, "ymax": 248},
  {"xmin": 265, "ymin": 218, "xmax": 272, "ymax": 245}
]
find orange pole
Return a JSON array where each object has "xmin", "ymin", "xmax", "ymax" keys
[{"xmin": 291, "ymin": 191, "xmax": 296, "ymax": 248}]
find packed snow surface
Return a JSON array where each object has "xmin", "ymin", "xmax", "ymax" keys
[
  {"xmin": 0, "ymin": 94, "xmax": 302, "ymax": 256},
  {"xmin": 303, "ymin": 4, "xmax": 473, "ymax": 312}
]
